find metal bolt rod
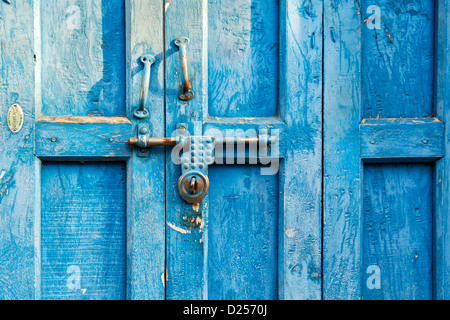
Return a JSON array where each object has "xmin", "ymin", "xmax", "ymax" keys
[{"xmin": 128, "ymin": 136, "xmax": 277, "ymax": 147}]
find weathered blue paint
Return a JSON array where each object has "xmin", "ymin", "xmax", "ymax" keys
[
  {"xmin": 207, "ymin": 0, "xmax": 279, "ymax": 118},
  {"xmin": 362, "ymin": 163, "xmax": 433, "ymax": 300},
  {"xmin": 41, "ymin": 0, "xmax": 126, "ymax": 117},
  {"xmin": 126, "ymin": 0, "xmax": 165, "ymax": 300},
  {"xmin": 434, "ymin": 0, "xmax": 450, "ymax": 300},
  {"xmin": 41, "ymin": 162, "xmax": 127, "ymax": 300},
  {"xmin": 324, "ymin": 0, "xmax": 440, "ymax": 300},
  {"xmin": 360, "ymin": 118, "xmax": 444, "ymax": 162},
  {"xmin": 208, "ymin": 165, "xmax": 278, "ymax": 300},
  {"xmin": 165, "ymin": 0, "xmax": 322, "ymax": 300},
  {"xmin": 278, "ymin": 0, "xmax": 322, "ymax": 300},
  {"xmin": 2, "ymin": 0, "xmax": 449, "ymax": 301},
  {"xmin": 35, "ymin": 116, "xmax": 132, "ymax": 160},
  {"xmin": 0, "ymin": 0, "xmax": 37, "ymax": 299}
]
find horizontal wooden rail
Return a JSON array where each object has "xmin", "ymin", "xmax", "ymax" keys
[{"xmin": 360, "ymin": 118, "xmax": 445, "ymax": 162}]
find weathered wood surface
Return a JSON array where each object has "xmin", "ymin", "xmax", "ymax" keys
[
  {"xmin": 35, "ymin": 116, "xmax": 132, "ymax": 160},
  {"xmin": 207, "ymin": 0, "xmax": 279, "ymax": 118},
  {"xmin": 323, "ymin": 0, "xmax": 363, "ymax": 299},
  {"xmin": 126, "ymin": 0, "xmax": 165, "ymax": 300},
  {"xmin": 360, "ymin": 118, "xmax": 444, "ymax": 162},
  {"xmin": 362, "ymin": 163, "xmax": 433, "ymax": 300},
  {"xmin": 41, "ymin": 0, "xmax": 126, "ymax": 117},
  {"xmin": 165, "ymin": 0, "xmax": 322, "ymax": 300},
  {"xmin": 0, "ymin": 0, "xmax": 37, "ymax": 299},
  {"xmin": 324, "ymin": 0, "xmax": 438, "ymax": 300},
  {"xmin": 278, "ymin": 0, "xmax": 322, "ymax": 300},
  {"xmin": 434, "ymin": 0, "xmax": 450, "ymax": 300},
  {"xmin": 41, "ymin": 162, "xmax": 127, "ymax": 300}
]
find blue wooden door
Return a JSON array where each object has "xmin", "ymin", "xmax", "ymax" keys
[
  {"xmin": 2, "ymin": 0, "xmax": 450, "ymax": 301},
  {"xmin": 0, "ymin": 0, "xmax": 165, "ymax": 299}
]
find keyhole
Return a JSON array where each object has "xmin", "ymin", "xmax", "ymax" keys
[{"xmin": 189, "ymin": 177, "xmax": 198, "ymax": 194}]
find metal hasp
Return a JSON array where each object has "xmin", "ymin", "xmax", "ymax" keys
[
  {"xmin": 127, "ymin": 123, "xmax": 278, "ymax": 204},
  {"xmin": 174, "ymin": 37, "xmax": 194, "ymax": 101},
  {"xmin": 133, "ymin": 54, "xmax": 155, "ymax": 119}
]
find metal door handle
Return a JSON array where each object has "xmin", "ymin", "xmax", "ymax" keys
[
  {"xmin": 133, "ymin": 54, "xmax": 155, "ymax": 119},
  {"xmin": 174, "ymin": 37, "xmax": 194, "ymax": 101}
]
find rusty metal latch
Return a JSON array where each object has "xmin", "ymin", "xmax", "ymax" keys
[{"xmin": 128, "ymin": 123, "xmax": 277, "ymax": 204}]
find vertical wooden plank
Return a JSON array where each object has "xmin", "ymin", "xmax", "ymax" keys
[
  {"xmin": 165, "ymin": 0, "xmax": 208, "ymax": 300},
  {"xmin": 0, "ymin": 0, "xmax": 37, "ymax": 299},
  {"xmin": 278, "ymin": 0, "xmax": 323, "ymax": 300},
  {"xmin": 323, "ymin": 0, "xmax": 362, "ymax": 299},
  {"xmin": 434, "ymin": 0, "xmax": 450, "ymax": 300},
  {"xmin": 127, "ymin": 0, "xmax": 165, "ymax": 299}
]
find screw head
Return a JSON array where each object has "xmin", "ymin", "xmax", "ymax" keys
[
  {"xmin": 370, "ymin": 139, "xmax": 376, "ymax": 144},
  {"xmin": 178, "ymin": 126, "xmax": 186, "ymax": 134},
  {"xmin": 140, "ymin": 126, "xmax": 148, "ymax": 134},
  {"xmin": 422, "ymin": 139, "xmax": 429, "ymax": 144},
  {"xmin": 109, "ymin": 137, "xmax": 114, "ymax": 142},
  {"xmin": 51, "ymin": 137, "xmax": 57, "ymax": 143}
]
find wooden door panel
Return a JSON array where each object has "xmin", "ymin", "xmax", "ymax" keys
[
  {"xmin": 362, "ymin": 163, "xmax": 433, "ymax": 300},
  {"xmin": 41, "ymin": 162, "xmax": 127, "ymax": 299},
  {"xmin": 208, "ymin": 165, "xmax": 278, "ymax": 300}
]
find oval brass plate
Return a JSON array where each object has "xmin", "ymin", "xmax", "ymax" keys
[{"xmin": 7, "ymin": 104, "xmax": 24, "ymax": 133}]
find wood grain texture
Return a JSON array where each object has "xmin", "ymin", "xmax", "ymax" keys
[
  {"xmin": 208, "ymin": 165, "xmax": 278, "ymax": 300},
  {"xmin": 324, "ymin": 0, "xmax": 438, "ymax": 300},
  {"xmin": 434, "ymin": 0, "xmax": 450, "ymax": 300},
  {"xmin": 207, "ymin": 0, "xmax": 279, "ymax": 117},
  {"xmin": 35, "ymin": 117, "xmax": 132, "ymax": 160},
  {"xmin": 278, "ymin": 0, "xmax": 322, "ymax": 300},
  {"xmin": 165, "ymin": 0, "xmax": 208, "ymax": 299},
  {"xmin": 41, "ymin": 0, "xmax": 126, "ymax": 117},
  {"xmin": 360, "ymin": 118, "xmax": 444, "ymax": 162},
  {"xmin": 0, "ymin": 0, "xmax": 37, "ymax": 299},
  {"xmin": 362, "ymin": 0, "xmax": 434, "ymax": 118},
  {"xmin": 323, "ymin": 0, "xmax": 363, "ymax": 299},
  {"xmin": 41, "ymin": 162, "xmax": 126, "ymax": 300},
  {"xmin": 126, "ymin": 0, "xmax": 165, "ymax": 300},
  {"xmin": 362, "ymin": 164, "xmax": 433, "ymax": 300}
]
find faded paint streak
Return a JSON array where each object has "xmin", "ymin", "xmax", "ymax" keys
[
  {"xmin": 167, "ymin": 221, "xmax": 191, "ymax": 234},
  {"xmin": 36, "ymin": 116, "xmax": 131, "ymax": 124}
]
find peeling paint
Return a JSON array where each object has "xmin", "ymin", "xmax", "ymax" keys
[
  {"xmin": 167, "ymin": 221, "xmax": 191, "ymax": 234},
  {"xmin": 192, "ymin": 202, "xmax": 200, "ymax": 212}
]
